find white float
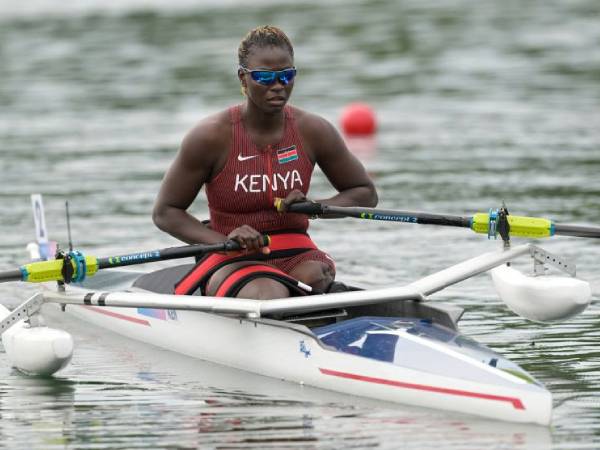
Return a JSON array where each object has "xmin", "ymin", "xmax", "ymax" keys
[
  {"xmin": 491, "ymin": 264, "xmax": 592, "ymax": 322},
  {"xmin": 1, "ymin": 303, "xmax": 73, "ymax": 376}
]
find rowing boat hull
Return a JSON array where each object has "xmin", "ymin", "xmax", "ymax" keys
[{"xmin": 49, "ymin": 271, "xmax": 552, "ymax": 426}]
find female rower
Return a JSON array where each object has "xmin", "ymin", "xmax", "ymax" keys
[{"xmin": 153, "ymin": 25, "xmax": 377, "ymax": 299}]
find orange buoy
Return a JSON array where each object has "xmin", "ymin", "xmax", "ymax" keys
[{"xmin": 340, "ymin": 103, "xmax": 377, "ymax": 136}]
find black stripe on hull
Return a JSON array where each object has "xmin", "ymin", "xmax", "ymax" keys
[{"xmin": 98, "ymin": 293, "xmax": 109, "ymax": 306}]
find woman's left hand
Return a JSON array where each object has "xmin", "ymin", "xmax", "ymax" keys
[{"xmin": 275, "ymin": 189, "xmax": 309, "ymax": 213}]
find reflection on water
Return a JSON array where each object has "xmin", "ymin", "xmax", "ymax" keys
[{"xmin": 1, "ymin": 0, "xmax": 600, "ymax": 448}]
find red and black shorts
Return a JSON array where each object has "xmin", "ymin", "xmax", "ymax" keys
[{"xmin": 174, "ymin": 233, "xmax": 335, "ymax": 298}]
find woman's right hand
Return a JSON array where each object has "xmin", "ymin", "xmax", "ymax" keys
[{"xmin": 227, "ymin": 225, "xmax": 270, "ymax": 255}]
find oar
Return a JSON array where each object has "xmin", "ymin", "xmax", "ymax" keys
[
  {"xmin": 281, "ymin": 201, "xmax": 600, "ymax": 239},
  {"xmin": 0, "ymin": 236, "xmax": 270, "ymax": 284}
]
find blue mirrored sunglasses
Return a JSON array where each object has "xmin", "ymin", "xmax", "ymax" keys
[{"xmin": 240, "ymin": 66, "xmax": 297, "ymax": 86}]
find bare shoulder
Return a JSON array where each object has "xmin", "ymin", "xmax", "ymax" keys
[
  {"xmin": 179, "ymin": 109, "xmax": 231, "ymax": 166},
  {"xmin": 292, "ymin": 106, "xmax": 336, "ymax": 139},
  {"xmin": 291, "ymin": 105, "xmax": 345, "ymax": 161}
]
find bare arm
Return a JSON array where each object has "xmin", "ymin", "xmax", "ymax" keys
[
  {"xmin": 312, "ymin": 116, "xmax": 377, "ymax": 207},
  {"xmin": 281, "ymin": 112, "xmax": 377, "ymax": 209},
  {"xmin": 152, "ymin": 118, "xmax": 229, "ymax": 244}
]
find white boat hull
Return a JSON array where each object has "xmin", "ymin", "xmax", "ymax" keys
[{"xmin": 55, "ymin": 289, "xmax": 552, "ymax": 426}]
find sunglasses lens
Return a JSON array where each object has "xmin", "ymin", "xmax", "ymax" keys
[
  {"xmin": 279, "ymin": 69, "xmax": 296, "ymax": 85},
  {"xmin": 251, "ymin": 71, "xmax": 277, "ymax": 85},
  {"xmin": 249, "ymin": 68, "xmax": 296, "ymax": 85}
]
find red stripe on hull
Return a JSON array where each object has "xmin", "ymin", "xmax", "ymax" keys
[
  {"xmin": 319, "ymin": 368, "xmax": 525, "ymax": 410},
  {"xmin": 84, "ymin": 305, "xmax": 151, "ymax": 326}
]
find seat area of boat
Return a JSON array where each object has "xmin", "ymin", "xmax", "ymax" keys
[
  {"xmin": 132, "ymin": 264, "xmax": 361, "ymax": 296},
  {"xmin": 132, "ymin": 264, "xmax": 195, "ymax": 294},
  {"xmin": 131, "ymin": 264, "xmax": 355, "ymax": 326},
  {"xmin": 129, "ymin": 265, "xmax": 464, "ymax": 331}
]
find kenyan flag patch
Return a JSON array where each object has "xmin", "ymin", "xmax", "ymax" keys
[{"xmin": 277, "ymin": 145, "xmax": 298, "ymax": 164}]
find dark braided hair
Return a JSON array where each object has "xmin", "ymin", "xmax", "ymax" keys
[{"xmin": 238, "ymin": 25, "xmax": 294, "ymax": 67}]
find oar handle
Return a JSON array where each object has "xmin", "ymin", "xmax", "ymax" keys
[{"xmin": 285, "ymin": 201, "xmax": 326, "ymax": 216}]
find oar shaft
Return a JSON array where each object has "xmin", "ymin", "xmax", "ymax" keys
[
  {"xmin": 288, "ymin": 202, "xmax": 600, "ymax": 240},
  {"xmin": 554, "ymin": 224, "xmax": 600, "ymax": 239},
  {"xmin": 321, "ymin": 205, "xmax": 472, "ymax": 228},
  {"xmin": 287, "ymin": 203, "xmax": 472, "ymax": 228},
  {"xmin": 1, "ymin": 236, "xmax": 270, "ymax": 284},
  {"xmin": 0, "ymin": 269, "xmax": 23, "ymax": 283},
  {"xmin": 96, "ymin": 240, "xmax": 248, "ymax": 269}
]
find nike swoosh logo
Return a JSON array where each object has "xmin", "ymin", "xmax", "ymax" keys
[{"xmin": 237, "ymin": 153, "xmax": 258, "ymax": 162}]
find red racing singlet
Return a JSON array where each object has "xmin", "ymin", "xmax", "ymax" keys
[{"xmin": 205, "ymin": 104, "xmax": 314, "ymax": 235}]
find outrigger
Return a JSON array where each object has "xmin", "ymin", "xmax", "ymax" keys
[{"xmin": 1, "ymin": 196, "xmax": 597, "ymax": 426}]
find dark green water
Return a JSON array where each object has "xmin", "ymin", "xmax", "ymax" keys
[{"xmin": 1, "ymin": 0, "xmax": 600, "ymax": 448}]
